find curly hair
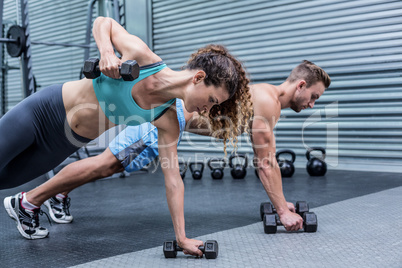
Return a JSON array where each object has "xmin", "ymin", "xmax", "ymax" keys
[{"xmin": 185, "ymin": 44, "xmax": 253, "ymax": 155}]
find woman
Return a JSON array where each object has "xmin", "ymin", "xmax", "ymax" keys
[{"xmin": 1, "ymin": 17, "xmax": 253, "ymax": 256}]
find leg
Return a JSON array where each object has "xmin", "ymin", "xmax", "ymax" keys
[
  {"xmin": 28, "ymin": 123, "xmax": 160, "ymax": 225},
  {"xmin": 0, "ymin": 92, "xmax": 40, "ymax": 186},
  {"xmin": 2, "ymin": 84, "xmax": 94, "ymax": 238},
  {"xmin": 0, "ymin": 84, "xmax": 90, "ymax": 189},
  {"xmin": 0, "ymin": 140, "xmax": 83, "ymax": 189},
  {"xmin": 26, "ymin": 148, "xmax": 123, "ymax": 207},
  {"xmin": 32, "ymin": 123, "xmax": 164, "ymax": 210}
]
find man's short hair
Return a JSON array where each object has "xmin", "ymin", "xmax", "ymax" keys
[{"xmin": 287, "ymin": 60, "xmax": 331, "ymax": 88}]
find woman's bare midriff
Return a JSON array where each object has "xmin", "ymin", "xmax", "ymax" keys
[{"xmin": 62, "ymin": 79, "xmax": 116, "ymax": 140}]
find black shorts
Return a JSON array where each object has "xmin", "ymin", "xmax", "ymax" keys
[{"xmin": 0, "ymin": 84, "xmax": 91, "ymax": 189}]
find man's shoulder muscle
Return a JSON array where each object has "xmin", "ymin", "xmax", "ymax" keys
[{"xmin": 251, "ymin": 83, "xmax": 281, "ymax": 125}]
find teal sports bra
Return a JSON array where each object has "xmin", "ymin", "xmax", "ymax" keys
[{"xmin": 93, "ymin": 61, "xmax": 175, "ymax": 126}]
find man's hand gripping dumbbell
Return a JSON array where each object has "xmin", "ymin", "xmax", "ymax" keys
[{"xmin": 260, "ymin": 201, "xmax": 318, "ymax": 234}]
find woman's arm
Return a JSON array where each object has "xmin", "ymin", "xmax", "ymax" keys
[
  {"xmin": 92, "ymin": 17, "xmax": 161, "ymax": 78},
  {"xmin": 155, "ymin": 110, "xmax": 204, "ymax": 257}
]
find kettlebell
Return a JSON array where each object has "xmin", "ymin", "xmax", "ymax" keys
[
  {"xmin": 306, "ymin": 147, "xmax": 327, "ymax": 176},
  {"xmin": 178, "ymin": 161, "xmax": 188, "ymax": 180},
  {"xmin": 207, "ymin": 158, "xmax": 226, "ymax": 180},
  {"xmin": 229, "ymin": 154, "xmax": 248, "ymax": 179},
  {"xmin": 189, "ymin": 162, "xmax": 205, "ymax": 180},
  {"xmin": 275, "ymin": 149, "xmax": 296, "ymax": 178}
]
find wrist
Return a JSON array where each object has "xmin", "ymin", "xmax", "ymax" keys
[
  {"xmin": 100, "ymin": 49, "xmax": 115, "ymax": 58},
  {"xmin": 276, "ymin": 206, "xmax": 290, "ymax": 216},
  {"xmin": 175, "ymin": 229, "xmax": 186, "ymax": 243},
  {"xmin": 176, "ymin": 235, "xmax": 187, "ymax": 246}
]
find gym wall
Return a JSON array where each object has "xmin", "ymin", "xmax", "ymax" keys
[
  {"xmin": 1, "ymin": 1, "xmax": 401, "ymax": 173},
  {"xmin": 151, "ymin": 0, "xmax": 402, "ymax": 172},
  {"xmin": 1, "ymin": 1, "xmax": 94, "ymax": 111},
  {"xmin": 1, "ymin": 0, "xmax": 125, "ymax": 147},
  {"xmin": 0, "ymin": 0, "xmax": 128, "ymax": 113}
]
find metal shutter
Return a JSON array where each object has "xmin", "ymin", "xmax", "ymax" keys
[{"xmin": 152, "ymin": 0, "xmax": 402, "ymax": 172}]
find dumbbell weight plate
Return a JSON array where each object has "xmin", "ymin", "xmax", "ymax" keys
[
  {"xmin": 260, "ymin": 202, "xmax": 275, "ymax": 221},
  {"xmin": 296, "ymin": 201, "xmax": 309, "ymax": 214},
  {"xmin": 203, "ymin": 240, "xmax": 219, "ymax": 259},
  {"xmin": 120, "ymin": 60, "xmax": 140, "ymax": 81},
  {"xmin": 303, "ymin": 212, "xmax": 318, "ymax": 233},
  {"xmin": 263, "ymin": 214, "xmax": 278, "ymax": 234},
  {"xmin": 163, "ymin": 240, "xmax": 178, "ymax": 258},
  {"xmin": 295, "ymin": 201, "xmax": 309, "ymax": 216},
  {"xmin": 83, "ymin": 58, "xmax": 100, "ymax": 79}
]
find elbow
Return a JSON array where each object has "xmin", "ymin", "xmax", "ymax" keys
[
  {"xmin": 93, "ymin": 16, "xmax": 105, "ymax": 27},
  {"xmin": 93, "ymin": 17, "xmax": 103, "ymax": 36},
  {"xmin": 94, "ymin": 16, "xmax": 111, "ymax": 23},
  {"xmin": 93, "ymin": 16, "xmax": 112, "ymax": 32}
]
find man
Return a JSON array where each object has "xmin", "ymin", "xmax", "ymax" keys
[
  {"xmin": 4, "ymin": 60, "xmax": 330, "ymax": 240},
  {"xmin": 249, "ymin": 60, "xmax": 330, "ymax": 230}
]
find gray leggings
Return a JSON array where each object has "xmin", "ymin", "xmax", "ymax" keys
[{"xmin": 0, "ymin": 84, "xmax": 91, "ymax": 189}]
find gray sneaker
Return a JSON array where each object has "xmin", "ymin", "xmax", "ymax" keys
[
  {"xmin": 44, "ymin": 195, "xmax": 73, "ymax": 224},
  {"xmin": 3, "ymin": 192, "xmax": 49, "ymax": 239}
]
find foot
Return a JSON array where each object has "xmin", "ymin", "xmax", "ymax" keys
[
  {"xmin": 3, "ymin": 192, "xmax": 49, "ymax": 239},
  {"xmin": 43, "ymin": 195, "xmax": 73, "ymax": 224}
]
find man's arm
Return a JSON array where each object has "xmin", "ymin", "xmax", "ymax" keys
[{"xmin": 251, "ymin": 98, "xmax": 303, "ymax": 231}]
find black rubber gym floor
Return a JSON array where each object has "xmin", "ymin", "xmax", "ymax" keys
[{"xmin": 1, "ymin": 165, "xmax": 401, "ymax": 267}]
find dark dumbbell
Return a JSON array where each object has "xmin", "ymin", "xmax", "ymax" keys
[
  {"xmin": 260, "ymin": 201, "xmax": 310, "ymax": 221},
  {"xmin": 306, "ymin": 147, "xmax": 327, "ymax": 176},
  {"xmin": 189, "ymin": 162, "xmax": 204, "ymax": 180},
  {"xmin": 83, "ymin": 58, "xmax": 140, "ymax": 81},
  {"xmin": 263, "ymin": 212, "xmax": 318, "ymax": 234},
  {"xmin": 229, "ymin": 154, "xmax": 248, "ymax": 179},
  {"xmin": 163, "ymin": 240, "xmax": 219, "ymax": 259},
  {"xmin": 261, "ymin": 201, "xmax": 317, "ymax": 234},
  {"xmin": 178, "ymin": 161, "xmax": 188, "ymax": 180},
  {"xmin": 207, "ymin": 158, "xmax": 226, "ymax": 180},
  {"xmin": 276, "ymin": 149, "xmax": 296, "ymax": 178}
]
